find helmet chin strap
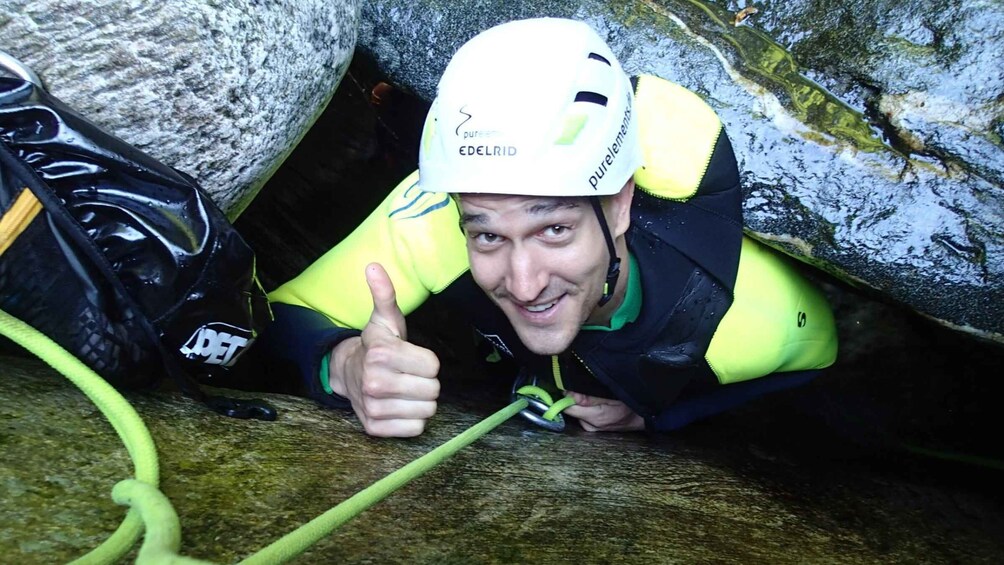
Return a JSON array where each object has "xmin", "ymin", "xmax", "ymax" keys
[{"xmin": 589, "ymin": 197, "xmax": 621, "ymax": 307}]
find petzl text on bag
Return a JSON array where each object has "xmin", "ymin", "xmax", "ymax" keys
[{"xmin": 0, "ymin": 53, "xmax": 273, "ymax": 418}]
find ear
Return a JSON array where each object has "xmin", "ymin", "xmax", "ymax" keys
[{"xmin": 605, "ymin": 178, "xmax": 636, "ymax": 238}]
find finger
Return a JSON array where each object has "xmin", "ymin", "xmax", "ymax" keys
[
  {"xmin": 361, "ymin": 370, "xmax": 441, "ymax": 401},
  {"xmin": 365, "ymin": 262, "xmax": 408, "ymax": 340},
  {"xmin": 565, "ymin": 403, "xmax": 644, "ymax": 432},
  {"xmin": 566, "ymin": 391, "xmax": 620, "ymax": 407},
  {"xmin": 361, "ymin": 397, "xmax": 438, "ymax": 421},
  {"xmin": 562, "ymin": 403, "xmax": 602, "ymax": 432},
  {"xmin": 562, "ymin": 403, "xmax": 597, "ymax": 421},
  {"xmin": 363, "ymin": 418, "xmax": 428, "ymax": 438},
  {"xmin": 564, "ymin": 403, "xmax": 620, "ymax": 428},
  {"xmin": 362, "ymin": 340, "xmax": 441, "ymax": 382}
]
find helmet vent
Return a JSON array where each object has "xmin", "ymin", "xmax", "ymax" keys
[
  {"xmin": 588, "ymin": 52, "xmax": 611, "ymax": 65},
  {"xmin": 574, "ymin": 91, "xmax": 608, "ymax": 106}
]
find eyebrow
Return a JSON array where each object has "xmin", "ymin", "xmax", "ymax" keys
[
  {"xmin": 459, "ymin": 212, "xmax": 488, "ymax": 227},
  {"xmin": 459, "ymin": 199, "xmax": 582, "ymax": 227}
]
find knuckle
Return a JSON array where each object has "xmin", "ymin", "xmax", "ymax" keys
[
  {"xmin": 360, "ymin": 396, "xmax": 384, "ymax": 418},
  {"xmin": 366, "ymin": 403, "xmax": 386, "ymax": 420},
  {"xmin": 360, "ymin": 416, "xmax": 380, "ymax": 436},
  {"xmin": 364, "ymin": 345, "xmax": 390, "ymax": 367},
  {"xmin": 401, "ymin": 421, "xmax": 426, "ymax": 437},
  {"xmin": 364, "ymin": 420, "xmax": 392, "ymax": 437},
  {"xmin": 360, "ymin": 377, "xmax": 385, "ymax": 398},
  {"xmin": 422, "ymin": 401, "xmax": 438, "ymax": 419}
]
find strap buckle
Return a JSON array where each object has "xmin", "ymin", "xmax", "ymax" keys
[
  {"xmin": 510, "ymin": 370, "xmax": 566, "ymax": 432},
  {"xmin": 204, "ymin": 395, "xmax": 277, "ymax": 421}
]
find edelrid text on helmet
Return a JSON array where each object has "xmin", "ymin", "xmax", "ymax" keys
[{"xmin": 419, "ymin": 18, "xmax": 643, "ymax": 197}]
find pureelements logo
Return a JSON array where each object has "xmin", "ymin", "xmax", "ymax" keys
[
  {"xmin": 588, "ymin": 92, "xmax": 632, "ymax": 190},
  {"xmin": 455, "ymin": 106, "xmax": 516, "ymax": 157}
]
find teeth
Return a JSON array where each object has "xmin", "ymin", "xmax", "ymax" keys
[{"xmin": 525, "ymin": 301, "xmax": 556, "ymax": 313}]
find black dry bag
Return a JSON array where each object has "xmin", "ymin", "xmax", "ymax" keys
[{"xmin": 0, "ymin": 52, "xmax": 274, "ymax": 419}]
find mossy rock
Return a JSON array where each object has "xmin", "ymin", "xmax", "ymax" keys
[{"xmin": 2, "ymin": 346, "xmax": 1003, "ymax": 563}]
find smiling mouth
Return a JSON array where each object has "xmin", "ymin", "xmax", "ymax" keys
[{"xmin": 523, "ymin": 299, "xmax": 559, "ymax": 313}]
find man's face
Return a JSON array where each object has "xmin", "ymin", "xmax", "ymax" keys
[{"xmin": 458, "ymin": 194, "xmax": 613, "ymax": 356}]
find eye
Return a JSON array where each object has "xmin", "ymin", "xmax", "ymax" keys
[
  {"xmin": 470, "ymin": 231, "xmax": 503, "ymax": 247},
  {"xmin": 542, "ymin": 225, "xmax": 572, "ymax": 239}
]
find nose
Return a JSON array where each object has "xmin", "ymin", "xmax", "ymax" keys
[{"xmin": 505, "ymin": 243, "xmax": 548, "ymax": 303}]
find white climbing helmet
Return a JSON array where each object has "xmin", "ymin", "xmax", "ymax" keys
[{"xmin": 418, "ymin": 18, "xmax": 642, "ymax": 197}]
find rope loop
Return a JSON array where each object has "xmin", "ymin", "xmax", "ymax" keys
[{"xmin": 513, "ymin": 384, "xmax": 577, "ymax": 432}]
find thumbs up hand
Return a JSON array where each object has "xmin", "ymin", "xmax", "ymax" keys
[{"xmin": 328, "ymin": 263, "xmax": 441, "ymax": 437}]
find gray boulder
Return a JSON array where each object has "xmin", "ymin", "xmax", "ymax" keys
[
  {"xmin": 0, "ymin": 0, "xmax": 359, "ymax": 218},
  {"xmin": 356, "ymin": 0, "xmax": 1004, "ymax": 344}
]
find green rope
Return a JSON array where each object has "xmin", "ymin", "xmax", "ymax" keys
[
  {"xmin": 516, "ymin": 385, "xmax": 555, "ymax": 406},
  {"xmin": 238, "ymin": 397, "xmax": 529, "ymax": 564},
  {"xmin": 110, "ymin": 480, "xmax": 214, "ymax": 565},
  {"xmin": 1, "ymin": 306, "xmax": 581, "ymax": 564},
  {"xmin": 0, "ymin": 308, "xmax": 159, "ymax": 565},
  {"xmin": 514, "ymin": 384, "xmax": 576, "ymax": 422},
  {"xmin": 543, "ymin": 396, "xmax": 576, "ymax": 421}
]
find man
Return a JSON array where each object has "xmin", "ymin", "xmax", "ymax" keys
[{"xmin": 260, "ymin": 18, "xmax": 838, "ymax": 437}]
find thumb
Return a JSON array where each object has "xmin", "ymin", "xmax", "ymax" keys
[{"xmin": 365, "ymin": 262, "xmax": 407, "ymax": 340}]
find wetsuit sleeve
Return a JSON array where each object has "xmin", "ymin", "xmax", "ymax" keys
[
  {"xmin": 261, "ymin": 170, "xmax": 469, "ymax": 405},
  {"xmin": 650, "ymin": 370, "xmax": 821, "ymax": 431},
  {"xmin": 645, "ymin": 238, "xmax": 838, "ymax": 431},
  {"xmin": 251, "ymin": 302, "xmax": 358, "ymax": 408},
  {"xmin": 706, "ymin": 237, "xmax": 838, "ymax": 382},
  {"xmin": 269, "ymin": 170, "xmax": 469, "ymax": 325}
]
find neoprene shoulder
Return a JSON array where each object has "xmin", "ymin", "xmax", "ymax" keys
[
  {"xmin": 633, "ymin": 74, "xmax": 725, "ymax": 201},
  {"xmin": 268, "ymin": 171, "xmax": 469, "ymax": 329}
]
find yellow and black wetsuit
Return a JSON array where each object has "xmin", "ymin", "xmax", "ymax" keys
[{"xmin": 261, "ymin": 75, "xmax": 838, "ymax": 430}]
